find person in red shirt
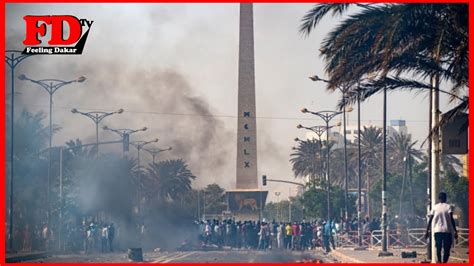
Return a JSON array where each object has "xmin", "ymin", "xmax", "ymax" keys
[{"xmin": 291, "ymin": 222, "xmax": 300, "ymax": 250}]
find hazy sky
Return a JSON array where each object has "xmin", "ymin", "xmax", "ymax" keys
[{"xmin": 6, "ymin": 3, "xmax": 460, "ymax": 201}]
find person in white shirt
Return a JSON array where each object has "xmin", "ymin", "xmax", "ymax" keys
[
  {"xmin": 425, "ymin": 192, "xmax": 458, "ymax": 263},
  {"xmin": 101, "ymin": 224, "xmax": 108, "ymax": 252}
]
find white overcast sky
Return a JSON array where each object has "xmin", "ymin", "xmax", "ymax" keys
[{"xmin": 6, "ymin": 4, "xmax": 460, "ymax": 201}]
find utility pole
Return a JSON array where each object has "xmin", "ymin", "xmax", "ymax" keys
[
  {"xmin": 357, "ymin": 91, "xmax": 363, "ymax": 248},
  {"xmin": 427, "ymin": 86, "xmax": 433, "ymax": 261},
  {"xmin": 378, "ymin": 86, "xmax": 392, "ymax": 257},
  {"xmin": 5, "ymin": 50, "xmax": 34, "ymax": 251},
  {"xmin": 130, "ymin": 138, "xmax": 159, "ymax": 219},
  {"xmin": 381, "ymin": 87, "xmax": 388, "ymax": 253},
  {"xmin": 19, "ymin": 75, "xmax": 85, "ymax": 248},
  {"xmin": 301, "ymin": 108, "xmax": 343, "ymax": 221},
  {"xmin": 430, "ymin": 74, "xmax": 440, "ymax": 263},
  {"xmin": 342, "ymin": 89, "xmax": 349, "ymax": 221},
  {"xmin": 379, "ymin": 84, "xmax": 393, "ymax": 257},
  {"xmin": 309, "ymin": 75, "xmax": 350, "ymax": 220}
]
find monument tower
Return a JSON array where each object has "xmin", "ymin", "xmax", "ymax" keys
[
  {"xmin": 227, "ymin": 3, "xmax": 267, "ymax": 221},
  {"xmin": 236, "ymin": 3, "xmax": 257, "ymax": 189}
]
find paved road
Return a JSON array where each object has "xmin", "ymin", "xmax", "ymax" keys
[
  {"xmin": 26, "ymin": 249, "xmax": 335, "ymax": 263},
  {"xmin": 148, "ymin": 250, "xmax": 334, "ymax": 263},
  {"xmin": 329, "ymin": 247, "xmax": 469, "ymax": 264}
]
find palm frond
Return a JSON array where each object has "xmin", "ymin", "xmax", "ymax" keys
[{"xmin": 299, "ymin": 4, "xmax": 353, "ymax": 36}]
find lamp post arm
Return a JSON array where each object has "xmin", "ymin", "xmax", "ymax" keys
[
  {"xmin": 128, "ymin": 129, "xmax": 142, "ymax": 135},
  {"xmin": 27, "ymin": 79, "xmax": 53, "ymax": 93},
  {"xmin": 74, "ymin": 110, "xmax": 96, "ymax": 121},
  {"xmin": 5, "ymin": 50, "xmax": 34, "ymax": 68},
  {"xmin": 328, "ymin": 111, "xmax": 343, "ymax": 121},
  {"xmin": 131, "ymin": 139, "xmax": 158, "ymax": 150},
  {"xmin": 51, "ymin": 80, "xmax": 76, "ymax": 94},
  {"xmin": 97, "ymin": 113, "xmax": 113, "ymax": 124},
  {"xmin": 310, "ymin": 112, "xmax": 327, "ymax": 123},
  {"xmin": 23, "ymin": 78, "xmax": 77, "ymax": 95},
  {"xmin": 107, "ymin": 128, "xmax": 124, "ymax": 137}
]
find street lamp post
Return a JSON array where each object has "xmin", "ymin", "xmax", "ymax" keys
[
  {"xmin": 143, "ymin": 147, "xmax": 172, "ymax": 164},
  {"xmin": 19, "ymin": 75, "xmax": 85, "ymax": 241},
  {"xmin": 131, "ymin": 139, "xmax": 159, "ymax": 170},
  {"xmin": 71, "ymin": 108, "xmax": 124, "ymax": 155},
  {"xmin": 310, "ymin": 75, "xmax": 351, "ymax": 221},
  {"xmin": 130, "ymin": 139, "xmax": 159, "ymax": 215},
  {"xmin": 102, "ymin": 125, "xmax": 147, "ymax": 154},
  {"xmin": 5, "ymin": 50, "xmax": 34, "ymax": 251},
  {"xmin": 379, "ymin": 86, "xmax": 392, "ymax": 256},
  {"xmin": 301, "ymin": 108, "xmax": 342, "ymax": 221},
  {"xmin": 130, "ymin": 138, "xmax": 158, "ymax": 247},
  {"xmin": 357, "ymin": 91, "xmax": 363, "ymax": 247}
]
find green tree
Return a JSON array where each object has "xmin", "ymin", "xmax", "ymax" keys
[
  {"xmin": 6, "ymin": 110, "xmax": 50, "ymax": 250},
  {"xmin": 355, "ymin": 126, "xmax": 383, "ymax": 217},
  {"xmin": 300, "ymin": 179, "xmax": 355, "ymax": 220},
  {"xmin": 202, "ymin": 183, "xmax": 226, "ymax": 215},
  {"xmin": 330, "ymin": 143, "xmax": 358, "ymax": 188},
  {"xmin": 388, "ymin": 131, "xmax": 423, "ymax": 217},
  {"xmin": 301, "ymin": 4, "xmax": 467, "ymax": 131},
  {"xmin": 369, "ymin": 159, "xmax": 428, "ymax": 224},
  {"xmin": 300, "ymin": 2, "xmax": 468, "ymax": 226},
  {"xmin": 441, "ymin": 172, "xmax": 468, "ymax": 227},
  {"xmin": 290, "ymin": 138, "xmax": 324, "ymax": 183},
  {"xmin": 388, "ymin": 131, "xmax": 422, "ymax": 174},
  {"xmin": 263, "ymin": 200, "xmax": 300, "ymax": 222},
  {"xmin": 145, "ymin": 159, "xmax": 196, "ymax": 202}
]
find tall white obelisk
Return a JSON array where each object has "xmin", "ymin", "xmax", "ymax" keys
[
  {"xmin": 236, "ymin": 3, "xmax": 258, "ymax": 189},
  {"xmin": 227, "ymin": 3, "xmax": 267, "ymax": 221}
]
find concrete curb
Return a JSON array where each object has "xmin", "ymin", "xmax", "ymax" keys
[{"xmin": 6, "ymin": 252, "xmax": 48, "ymax": 263}]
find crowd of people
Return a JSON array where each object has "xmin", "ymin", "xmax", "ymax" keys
[
  {"xmin": 193, "ymin": 215, "xmax": 426, "ymax": 253},
  {"xmin": 52, "ymin": 221, "xmax": 116, "ymax": 254},
  {"xmin": 9, "ymin": 220, "xmax": 116, "ymax": 253},
  {"xmin": 79, "ymin": 221, "xmax": 116, "ymax": 254},
  {"xmin": 195, "ymin": 218, "xmax": 367, "ymax": 253}
]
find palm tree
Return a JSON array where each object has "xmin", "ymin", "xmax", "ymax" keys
[
  {"xmin": 12, "ymin": 111, "xmax": 58, "ymax": 158},
  {"xmin": 388, "ymin": 131, "xmax": 423, "ymax": 217},
  {"xmin": 420, "ymin": 154, "xmax": 462, "ymax": 178},
  {"xmin": 388, "ymin": 131, "xmax": 423, "ymax": 174},
  {"xmin": 290, "ymin": 138, "xmax": 325, "ymax": 184},
  {"xmin": 7, "ymin": 110, "xmax": 51, "ymax": 251},
  {"xmin": 145, "ymin": 159, "xmax": 196, "ymax": 203},
  {"xmin": 300, "ymin": 4, "xmax": 468, "ymax": 132},
  {"xmin": 299, "ymin": 3, "xmax": 372, "ymax": 37},
  {"xmin": 330, "ymin": 143, "xmax": 358, "ymax": 188},
  {"xmin": 304, "ymin": 4, "xmax": 467, "ymax": 90},
  {"xmin": 440, "ymin": 154, "xmax": 462, "ymax": 176},
  {"xmin": 64, "ymin": 139, "xmax": 97, "ymax": 162},
  {"xmin": 355, "ymin": 126, "xmax": 383, "ymax": 217},
  {"xmin": 300, "ymin": 2, "xmax": 468, "ymax": 221}
]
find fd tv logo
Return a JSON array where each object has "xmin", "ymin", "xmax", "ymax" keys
[{"xmin": 22, "ymin": 15, "xmax": 93, "ymax": 55}]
